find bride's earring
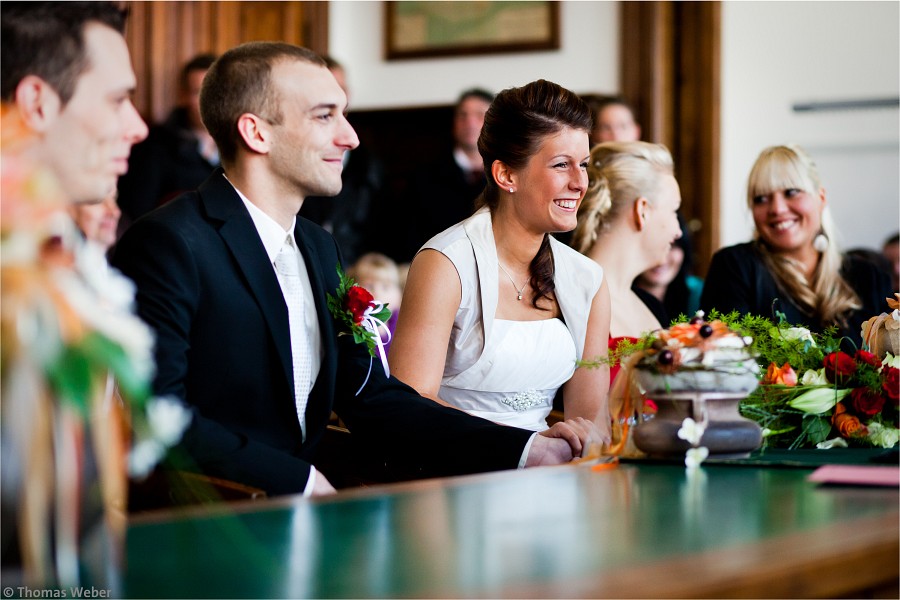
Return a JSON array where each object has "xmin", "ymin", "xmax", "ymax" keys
[{"xmin": 813, "ymin": 229, "xmax": 829, "ymax": 253}]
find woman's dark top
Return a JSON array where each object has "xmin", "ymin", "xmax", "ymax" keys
[
  {"xmin": 632, "ymin": 285, "xmax": 670, "ymax": 327},
  {"xmin": 701, "ymin": 242, "xmax": 893, "ymax": 348}
]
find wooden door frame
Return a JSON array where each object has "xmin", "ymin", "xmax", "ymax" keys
[{"xmin": 620, "ymin": 1, "xmax": 720, "ymax": 276}]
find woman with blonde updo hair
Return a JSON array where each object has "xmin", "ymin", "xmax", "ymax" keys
[
  {"xmin": 701, "ymin": 144, "xmax": 891, "ymax": 347},
  {"xmin": 572, "ymin": 141, "xmax": 683, "ymax": 382}
]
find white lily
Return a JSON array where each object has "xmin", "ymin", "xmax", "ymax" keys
[
  {"xmin": 882, "ymin": 352, "xmax": 900, "ymax": 370},
  {"xmin": 788, "ymin": 387, "xmax": 851, "ymax": 414}
]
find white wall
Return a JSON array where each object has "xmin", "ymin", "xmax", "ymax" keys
[
  {"xmin": 328, "ymin": 0, "xmax": 619, "ymax": 109},
  {"xmin": 721, "ymin": 1, "xmax": 900, "ymax": 252},
  {"xmin": 330, "ymin": 1, "xmax": 899, "ymax": 253}
]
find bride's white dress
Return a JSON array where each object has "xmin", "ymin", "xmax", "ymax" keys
[
  {"xmin": 440, "ymin": 318, "xmax": 577, "ymax": 430},
  {"xmin": 421, "ymin": 208, "xmax": 604, "ymax": 432}
]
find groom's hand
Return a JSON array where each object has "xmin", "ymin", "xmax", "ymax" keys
[{"xmin": 525, "ymin": 417, "xmax": 601, "ymax": 466}]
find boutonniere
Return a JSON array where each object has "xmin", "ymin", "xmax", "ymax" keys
[{"xmin": 326, "ymin": 264, "xmax": 392, "ymax": 393}]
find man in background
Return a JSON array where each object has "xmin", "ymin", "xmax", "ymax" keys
[
  {"xmin": 588, "ymin": 95, "xmax": 642, "ymax": 145},
  {"xmin": 117, "ymin": 53, "xmax": 219, "ymax": 230},
  {"xmin": 397, "ymin": 88, "xmax": 494, "ymax": 261}
]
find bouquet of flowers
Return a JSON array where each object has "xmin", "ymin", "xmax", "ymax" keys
[
  {"xmin": 703, "ymin": 309, "xmax": 900, "ymax": 450},
  {"xmin": 1, "ymin": 105, "xmax": 189, "ymax": 585}
]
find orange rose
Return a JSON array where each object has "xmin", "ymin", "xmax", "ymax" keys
[
  {"xmin": 832, "ymin": 403, "xmax": 867, "ymax": 438},
  {"xmin": 764, "ymin": 362, "xmax": 798, "ymax": 386}
]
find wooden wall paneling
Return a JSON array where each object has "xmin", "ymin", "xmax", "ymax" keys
[
  {"xmin": 302, "ymin": 1, "xmax": 329, "ymax": 55},
  {"xmin": 620, "ymin": 1, "xmax": 675, "ymax": 149},
  {"xmin": 674, "ymin": 2, "xmax": 720, "ymax": 275},
  {"xmin": 619, "ymin": 1, "xmax": 720, "ymax": 276},
  {"xmin": 123, "ymin": 2, "xmax": 150, "ymax": 121},
  {"xmin": 149, "ymin": 2, "xmax": 179, "ymax": 122},
  {"xmin": 123, "ymin": 2, "xmax": 328, "ymax": 126}
]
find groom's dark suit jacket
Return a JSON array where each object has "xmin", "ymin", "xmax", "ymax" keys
[{"xmin": 112, "ymin": 170, "xmax": 532, "ymax": 495}]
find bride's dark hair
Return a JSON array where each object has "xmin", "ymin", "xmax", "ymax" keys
[{"xmin": 475, "ymin": 79, "xmax": 592, "ymax": 309}]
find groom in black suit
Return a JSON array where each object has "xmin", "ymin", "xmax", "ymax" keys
[{"xmin": 112, "ymin": 42, "xmax": 592, "ymax": 496}]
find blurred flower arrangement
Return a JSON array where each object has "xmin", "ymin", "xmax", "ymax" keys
[
  {"xmin": 1, "ymin": 105, "xmax": 189, "ymax": 585},
  {"xmin": 707, "ymin": 304, "xmax": 900, "ymax": 450}
]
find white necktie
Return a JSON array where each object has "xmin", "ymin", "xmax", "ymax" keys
[{"xmin": 274, "ymin": 236, "xmax": 313, "ymax": 440}]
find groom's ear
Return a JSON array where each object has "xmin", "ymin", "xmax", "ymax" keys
[{"xmin": 236, "ymin": 113, "xmax": 272, "ymax": 155}]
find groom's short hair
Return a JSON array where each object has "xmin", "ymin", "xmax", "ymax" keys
[{"xmin": 200, "ymin": 42, "xmax": 326, "ymax": 165}]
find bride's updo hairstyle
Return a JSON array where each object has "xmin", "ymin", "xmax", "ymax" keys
[
  {"xmin": 572, "ymin": 141, "xmax": 674, "ymax": 254},
  {"xmin": 747, "ymin": 144, "xmax": 859, "ymax": 327},
  {"xmin": 475, "ymin": 79, "xmax": 592, "ymax": 309}
]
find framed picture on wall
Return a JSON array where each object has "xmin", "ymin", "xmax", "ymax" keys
[{"xmin": 384, "ymin": 1, "xmax": 560, "ymax": 60}]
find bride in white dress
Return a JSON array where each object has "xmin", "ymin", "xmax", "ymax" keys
[{"xmin": 390, "ymin": 80, "xmax": 611, "ymax": 439}]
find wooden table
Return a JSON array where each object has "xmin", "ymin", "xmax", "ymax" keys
[{"xmin": 123, "ymin": 460, "xmax": 899, "ymax": 598}]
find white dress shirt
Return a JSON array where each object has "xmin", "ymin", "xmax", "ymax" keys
[{"xmin": 230, "ymin": 181, "xmax": 322, "ymax": 495}]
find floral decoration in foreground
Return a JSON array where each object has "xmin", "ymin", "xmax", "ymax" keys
[{"xmin": 707, "ymin": 308, "xmax": 900, "ymax": 450}]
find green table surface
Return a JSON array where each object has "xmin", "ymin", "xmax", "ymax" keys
[{"xmin": 123, "ymin": 459, "xmax": 899, "ymax": 599}]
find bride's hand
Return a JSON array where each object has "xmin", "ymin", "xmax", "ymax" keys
[{"xmin": 525, "ymin": 418, "xmax": 606, "ymax": 465}]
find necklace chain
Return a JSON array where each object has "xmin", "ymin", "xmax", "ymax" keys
[{"xmin": 498, "ymin": 262, "xmax": 527, "ymax": 301}]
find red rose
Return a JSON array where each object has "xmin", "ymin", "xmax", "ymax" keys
[
  {"xmin": 855, "ymin": 350, "xmax": 880, "ymax": 368},
  {"xmin": 345, "ymin": 285, "xmax": 374, "ymax": 324},
  {"xmin": 882, "ymin": 367, "xmax": 899, "ymax": 402},
  {"xmin": 823, "ymin": 352, "xmax": 856, "ymax": 383},
  {"xmin": 849, "ymin": 387, "xmax": 885, "ymax": 417}
]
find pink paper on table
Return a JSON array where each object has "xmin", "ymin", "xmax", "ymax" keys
[{"xmin": 808, "ymin": 464, "xmax": 900, "ymax": 487}]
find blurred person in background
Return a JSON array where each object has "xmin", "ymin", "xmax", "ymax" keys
[
  {"xmin": 69, "ymin": 191, "xmax": 121, "ymax": 253},
  {"xmin": 882, "ymin": 232, "xmax": 899, "ymax": 291},
  {"xmin": 572, "ymin": 142, "xmax": 682, "ymax": 384},
  {"xmin": 633, "ymin": 213, "xmax": 704, "ymax": 320},
  {"xmin": 117, "ymin": 53, "xmax": 218, "ymax": 230},
  {"xmin": 398, "ymin": 88, "xmax": 494, "ymax": 260},
  {"xmin": 588, "ymin": 96, "xmax": 641, "ymax": 145}
]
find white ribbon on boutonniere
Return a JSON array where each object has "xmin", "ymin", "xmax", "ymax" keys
[
  {"xmin": 326, "ymin": 264, "xmax": 393, "ymax": 396},
  {"xmin": 355, "ymin": 300, "xmax": 391, "ymax": 396}
]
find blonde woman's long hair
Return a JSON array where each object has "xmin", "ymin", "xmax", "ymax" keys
[
  {"xmin": 572, "ymin": 141, "xmax": 675, "ymax": 254},
  {"xmin": 747, "ymin": 144, "xmax": 860, "ymax": 328}
]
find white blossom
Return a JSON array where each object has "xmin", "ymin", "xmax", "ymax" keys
[
  {"xmin": 685, "ymin": 446, "xmax": 709, "ymax": 469},
  {"xmin": 815, "ymin": 437, "xmax": 849, "ymax": 449},
  {"xmin": 867, "ymin": 422, "xmax": 900, "ymax": 449},
  {"xmin": 677, "ymin": 417, "xmax": 706, "ymax": 446},
  {"xmin": 800, "ymin": 368, "xmax": 829, "ymax": 386}
]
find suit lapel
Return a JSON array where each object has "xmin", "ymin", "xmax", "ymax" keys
[{"xmin": 200, "ymin": 172, "xmax": 294, "ymax": 391}]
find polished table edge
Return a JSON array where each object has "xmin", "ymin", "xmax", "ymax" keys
[
  {"xmin": 496, "ymin": 511, "xmax": 900, "ymax": 599},
  {"xmin": 127, "ymin": 461, "xmax": 578, "ymax": 525},
  {"xmin": 124, "ymin": 463, "xmax": 900, "ymax": 599}
]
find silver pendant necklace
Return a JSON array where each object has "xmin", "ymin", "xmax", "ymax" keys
[{"xmin": 498, "ymin": 263, "xmax": 527, "ymax": 301}]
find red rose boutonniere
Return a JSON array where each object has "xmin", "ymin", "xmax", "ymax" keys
[{"xmin": 326, "ymin": 264, "xmax": 392, "ymax": 358}]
